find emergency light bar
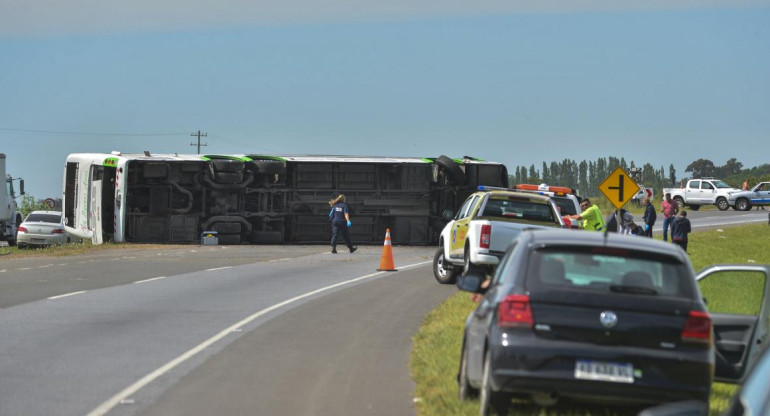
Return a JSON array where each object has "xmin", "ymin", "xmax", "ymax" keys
[{"xmin": 478, "ymin": 184, "xmax": 577, "ymax": 196}]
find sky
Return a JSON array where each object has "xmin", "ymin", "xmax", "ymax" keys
[{"xmin": 1, "ymin": 0, "xmax": 769, "ymax": 199}]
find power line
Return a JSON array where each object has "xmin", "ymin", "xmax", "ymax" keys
[
  {"xmin": 190, "ymin": 130, "xmax": 208, "ymax": 154},
  {"xmin": 0, "ymin": 127, "xmax": 187, "ymax": 136}
]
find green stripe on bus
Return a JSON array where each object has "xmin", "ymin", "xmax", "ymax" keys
[{"xmin": 247, "ymin": 155, "xmax": 287, "ymax": 162}]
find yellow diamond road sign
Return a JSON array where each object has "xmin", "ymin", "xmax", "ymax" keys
[{"xmin": 599, "ymin": 167, "xmax": 642, "ymax": 210}]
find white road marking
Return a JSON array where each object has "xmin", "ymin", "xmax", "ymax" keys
[
  {"xmin": 39, "ymin": 264, "xmax": 54, "ymax": 268},
  {"xmin": 134, "ymin": 276, "xmax": 166, "ymax": 284},
  {"xmin": 59, "ymin": 263, "xmax": 69, "ymax": 266},
  {"xmin": 205, "ymin": 266, "xmax": 232, "ymax": 272},
  {"xmin": 267, "ymin": 258, "xmax": 291, "ymax": 262},
  {"xmin": 0, "ymin": 269, "xmax": 6, "ymax": 273},
  {"xmin": 48, "ymin": 291, "xmax": 87, "ymax": 300},
  {"xmin": 19, "ymin": 267, "xmax": 30, "ymax": 270},
  {"xmin": 86, "ymin": 260, "xmax": 431, "ymax": 416}
]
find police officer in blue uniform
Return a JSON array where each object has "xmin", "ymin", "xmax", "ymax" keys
[{"xmin": 328, "ymin": 194, "xmax": 357, "ymax": 254}]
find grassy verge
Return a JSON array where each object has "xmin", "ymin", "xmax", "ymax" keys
[
  {"xmin": 0, "ymin": 242, "xmax": 191, "ymax": 259},
  {"xmin": 411, "ymin": 223, "xmax": 770, "ymax": 416}
]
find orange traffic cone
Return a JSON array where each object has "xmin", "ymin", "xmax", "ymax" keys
[{"xmin": 377, "ymin": 228, "xmax": 398, "ymax": 271}]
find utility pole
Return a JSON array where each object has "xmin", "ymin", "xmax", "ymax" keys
[{"xmin": 190, "ymin": 131, "xmax": 208, "ymax": 154}]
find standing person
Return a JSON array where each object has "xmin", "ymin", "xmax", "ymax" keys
[
  {"xmin": 642, "ymin": 196, "xmax": 657, "ymax": 238},
  {"xmin": 742, "ymin": 180, "xmax": 749, "ymax": 191},
  {"xmin": 661, "ymin": 193, "xmax": 678, "ymax": 242},
  {"xmin": 328, "ymin": 194, "xmax": 357, "ymax": 254},
  {"xmin": 670, "ymin": 211, "xmax": 692, "ymax": 252},
  {"xmin": 564, "ymin": 198, "xmax": 605, "ymax": 231},
  {"xmin": 604, "ymin": 208, "xmax": 634, "ymax": 234}
]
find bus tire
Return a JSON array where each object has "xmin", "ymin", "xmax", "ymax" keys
[
  {"xmin": 211, "ymin": 160, "xmax": 245, "ymax": 173},
  {"xmin": 212, "ymin": 222, "xmax": 242, "ymax": 234},
  {"xmin": 435, "ymin": 155, "xmax": 466, "ymax": 186}
]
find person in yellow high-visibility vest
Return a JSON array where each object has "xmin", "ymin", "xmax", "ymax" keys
[{"xmin": 564, "ymin": 198, "xmax": 605, "ymax": 231}]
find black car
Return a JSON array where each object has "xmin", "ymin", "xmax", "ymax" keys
[{"xmin": 457, "ymin": 229, "xmax": 769, "ymax": 415}]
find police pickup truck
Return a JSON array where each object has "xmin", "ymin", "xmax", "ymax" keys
[
  {"xmin": 728, "ymin": 181, "xmax": 770, "ymax": 211},
  {"xmin": 432, "ymin": 186, "xmax": 566, "ymax": 284}
]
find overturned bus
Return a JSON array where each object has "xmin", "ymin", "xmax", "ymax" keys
[{"xmin": 62, "ymin": 153, "xmax": 509, "ymax": 245}]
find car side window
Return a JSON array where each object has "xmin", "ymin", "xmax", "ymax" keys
[
  {"xmin": 455, "ymin": 196, "xmax": 474, "ymax": 220},
  {"xmin": 492, "ymin": 242, "xmax": 518, "ymax": 285},
  {"xmin": 460, "ymin": 196, "xmax": 479, "ymax": 219},
  {"xmin": 702, "ymin": 182, "xmax": 714, "ymax": 190},
  {"xmin": 689, "ymin": 180, "xmax": 700, "ymax": 189},
  {"xmin": 699, "ymin": 270, "xmax": 766, "ymax": 316}
]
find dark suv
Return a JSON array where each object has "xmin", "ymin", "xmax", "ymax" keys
[{"xmin": 457, "ymin": 229, "xmax": 769, "ymax": 415}]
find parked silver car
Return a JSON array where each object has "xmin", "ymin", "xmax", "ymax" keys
[{"xmin": 17, "ymin": 211, "xmax": 77, "ymax": 248}]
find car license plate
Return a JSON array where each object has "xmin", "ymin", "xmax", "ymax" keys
[
  {"xmin": 32, "ymin": 238, "xmax": 46, "ymax": 242},
  {"xmin": 574, "ymin": 359, "xmax": 634, "ymax": 383}
]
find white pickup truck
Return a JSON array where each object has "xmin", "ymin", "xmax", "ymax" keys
[
  {"xmin": 662, "ymin": 178, "xmax": 740, "ymax": 211},
  {"xmin": 432, "ymin": 187, "xmax": 565, "ymax": 284}
]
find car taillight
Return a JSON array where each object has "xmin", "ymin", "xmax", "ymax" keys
[
  {"xmin": 18, "ymin": 226, "xmax": 28, "ymax": 233},
  {"xmin": 51, "ymin": 229, "xmax": 65, "ymax": 234},
  {"xmin": 681, "ymin": 310, "xmax": 712, "ymax": 344},
  {"xmin": 480, "ymin": 225, "xmax": 491, "ymax": 249},
  {"xmin": 498, "ymin": 294, "xmax": 534, "ymax": 329}
]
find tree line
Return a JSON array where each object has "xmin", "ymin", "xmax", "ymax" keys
[{"xmin": 508, "ymin": 157, "xmax": 770, "ymax": 198}]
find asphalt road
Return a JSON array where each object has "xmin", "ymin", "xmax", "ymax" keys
[
  {"xmin": 0, "ymin": 210, "xmax": 764, "ymax": 416},
  {"xmin": 0, "ymin": 245, "xmax": 454, "ymax": 416},
  {"xmin": 633, "ymin": 208, "xmax": 768, "ymax": 234}
]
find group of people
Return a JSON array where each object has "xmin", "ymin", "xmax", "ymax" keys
[
  {"xmin": 329, "ymin": 189, "xmax": 697, "ymax": 254},
  {"xmin": 564, "ymin": 192, "xmax": 691, "ymax": 252}
]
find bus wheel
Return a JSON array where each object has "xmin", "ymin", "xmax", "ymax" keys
[{"xmin": 435, "ymin": 155, "xmax": 466, "ymax": 186}]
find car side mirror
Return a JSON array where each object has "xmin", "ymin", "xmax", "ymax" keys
[
  {"xmin": 457, "ymin": 270, "xmax": 487, "ymax": 293},
  {"xmin": 442, "ymin": 209, "xmax": 454, "ymax": 221}
]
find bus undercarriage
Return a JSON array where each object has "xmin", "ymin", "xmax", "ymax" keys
[{"xmin": 68, "ymin": 155, "xmax": 508, "ymax": 245}]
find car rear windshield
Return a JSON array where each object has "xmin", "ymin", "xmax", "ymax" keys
[
  {"xmin": 481, "ymin": 196, "xmax": 557, "ymax": 224},
  {"xmin": 526, "ymin": 247, "xmax": 694, "ymax": 298},
  {"xmin": 25, "ymin": 214, "xmax": 62, "ymax": 224}
]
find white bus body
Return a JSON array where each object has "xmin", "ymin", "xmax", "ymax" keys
[{"xmin": 62, "ymin": 152, "xmax": 509, "ymax": 245}]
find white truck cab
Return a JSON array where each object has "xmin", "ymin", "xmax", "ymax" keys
[{"xmin": 0, "ymin": 153, "xmax": 25, "ymax": 246}]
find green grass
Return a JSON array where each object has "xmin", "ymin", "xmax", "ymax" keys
[
  {"xmin": 0, "ymin": 241, "xmax": 191, "ymax": 259},
  {"xmin": 411, "ymin": 223, "xmax": 770, "ymax": 416}
]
